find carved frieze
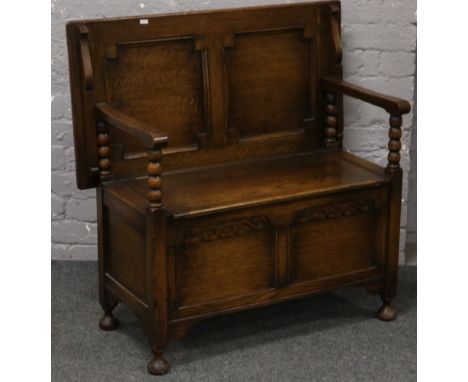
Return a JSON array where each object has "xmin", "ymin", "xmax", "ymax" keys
[
  {"xmin": 294, "ymin": 199, "xmax": 375, "ymax": 223},
  {"xmin": 184, "ymin": 216, "xmax": 270, "ymax": 244}
]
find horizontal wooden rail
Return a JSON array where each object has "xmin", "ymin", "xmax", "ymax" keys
[
  {"xmin": 321, "ymin": 77, "xmax": 411, "ymax": 115},
  {"xmin": 95, "ymin": 103, "xmax": 168, "ymax": 149}
]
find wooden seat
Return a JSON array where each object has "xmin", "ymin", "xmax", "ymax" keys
[
  {"xmin": 105, "ymin": 151, "xmax": 385, "ymax": 218},
  {"xmin": 66, "ymin": 1, "xmax": 411, "ymax": 375}
]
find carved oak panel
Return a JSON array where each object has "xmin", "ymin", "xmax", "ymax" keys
[
  {"xmin": 176, "ymin": 217, "xmax": 274, "ymax": 308},
  {"xmin": 290, "ymin": 200, "xmax": 379, "ymax": 283},
  {"xmin": 225, "ymin": 29, "xmax": 312, "ymax": 139},
  {"xmin": 105, "ymin": 38, "xmax": 206, "ymax": 149},
  {"xmin": 106, "ymin": 207, "xmax": 147, "ymax": 302}
]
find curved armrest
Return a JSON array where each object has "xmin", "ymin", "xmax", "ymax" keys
[
  {"xmin": 95, "ymin": 103, "xmax": 168, "ymax": 149},
  {"xmin": 321, "ymin": 77, "xmax": 411, "ymax": 115},
  {"xmin": 94, "ymin": 103, "xmax": 167, "ymax": 209},
  {"xmin": 321, "ymin": 77, "xmax": 411, "ymax": 175}
]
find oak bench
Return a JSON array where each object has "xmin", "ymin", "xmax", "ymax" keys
[{"xmin": 66, "ymin": 1, "xmax": 411, "ymax": 375}]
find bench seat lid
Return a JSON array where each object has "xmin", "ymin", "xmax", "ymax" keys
[{"xmin": 104, "ymin": 151, "xmax": 385, "ymax": 219}]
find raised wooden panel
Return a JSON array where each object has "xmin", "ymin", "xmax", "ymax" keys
[
  {"xmin": 105, "ymin": 38, "xmax": 205, "ymax": 149},
  {"xmin": 176, "ymin": 217, "xmax": 274, "ymax": 308},
  {"xmin": 290, "ymin": 202, "xmax": 379, "ymax": 283},
  {"xmin": 226, "ymin": 29, "xmax": 311, "ymax": 138},
  {"xmin": 106, "ymin": 207, "xmax": 147, "ymax": 302}
]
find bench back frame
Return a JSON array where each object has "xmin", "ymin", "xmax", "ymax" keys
[{"xmin": 66, "ymin": 1, "xmax": 343, "ymax": 189}]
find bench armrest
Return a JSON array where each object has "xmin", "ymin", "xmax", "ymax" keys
[
  {"xmin": 95, "ymin": 103, "xmax": 168, "ymax": 149},
  {"xmin": 321, "ymin": 77, "xmax": 411, "ymax": 115},
  {"xmin": 94, "ymin": 103, "xmax": 167, "ymax": 209},
  {"xmin": 320, "ymin": 77, "xmax": 411, "ymax": 175}
]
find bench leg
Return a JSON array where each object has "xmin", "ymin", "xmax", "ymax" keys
[
  {"xmin": 376, "ymin": 293, "xmax": 397, "ymax": 321},
  {"xmin": 376, "ymin": 165, "xmax": 402, "ymax": 322},
  {"xmin": 362, "ymin": 281, "xmax": 397, "ymax": 321},
  {"xmin": 148, "ymin": 351, "xmax": 170, "ymax": 375},
  {"xmin": 146, "ymin": 207, "xmax": 170, "ymax": 375},
  {"xmin": 99, "ymin": 302, "xmax": 119, "ymax": 331},
  {"xmin": 97, "ymin": 187, "xmax": 120, "ymax": 331}
]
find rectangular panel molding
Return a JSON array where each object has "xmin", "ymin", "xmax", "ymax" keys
[
  {"xmin": 105, "ymin": 37, "xmax": 207, "ymax": 150},
  {"xmin": 225, "ymin": 28, "xmax": 315, "ymax": 141}
]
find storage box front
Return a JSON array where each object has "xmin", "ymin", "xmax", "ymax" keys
[
  {"xmin": 174, "ymin": 217, "xmax": 275, "ymax": 309},
  {"xmin": 170, "ymin": 187, "xmax": 388, "ymax": 318},
  {"xmin": 290, "ymin": 199, "xmax": 381, "ymax": 283}
]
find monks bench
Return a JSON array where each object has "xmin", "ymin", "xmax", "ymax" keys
[{"xmin": 66, "ymin": 1, "xmax": 411, "ymax": 376}]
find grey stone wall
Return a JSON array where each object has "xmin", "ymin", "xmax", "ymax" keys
[{"xmin": 52, "ymin": 0, "xmax": 417, "ymax": 261}]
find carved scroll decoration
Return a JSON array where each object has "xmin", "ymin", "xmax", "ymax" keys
[
  {"xmin": 78, "ymin": 25, "xmax": 93, "ymax": 91},
  {"xmin": 184, "ymin": 216, "xmax": 270, "ymax": 244},
  {"xmin": 294, "ymin": 199, "xmax": 375, "ymax": 224},
  {"xmin": 330, "ymin": 4, "xmax": 342, "ymax": 65}
]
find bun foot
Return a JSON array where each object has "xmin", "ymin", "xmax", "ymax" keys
[
  {"xmin": 99, "ymin": 312, "xmax": 119, "ymax": 331},
  {"xmin": 147, "ymin": 354, "xmax": 170, "ymax": 375},
  {"xmin": 376, "ymin": 302, "xmax": 397, "ymax": 321}
]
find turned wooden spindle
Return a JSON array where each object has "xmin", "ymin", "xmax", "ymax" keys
[
  {"xmin": 147, "ymin": 149, "xmax": 163, "ymax": 209},
  {"xmin": 324, "ymin": 92, "xmax": 338, "ymax": 149},
  {"xmin": 386, "ymin": 115, "xmax": 402, "ymax": 174},
  {"xmin": 97, "ymin": 121, "xmax": 111, "ymax": 181}
]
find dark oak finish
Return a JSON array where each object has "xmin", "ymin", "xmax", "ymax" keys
[
  {"xmin": 95, "ymin": 103, "xmax": 169, "ymax": 149},
  {"xmin": 321, "ymin": 77, "xmax": 411, "ymax": 115},
  {"xmin": 66, "ymin": 1, "xmax": 411, "ymax": 375}
]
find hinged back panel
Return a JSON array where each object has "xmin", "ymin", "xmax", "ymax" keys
[{"xmin": 67, "ymin": 1, "xmax": 342, "ymax": 189}]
